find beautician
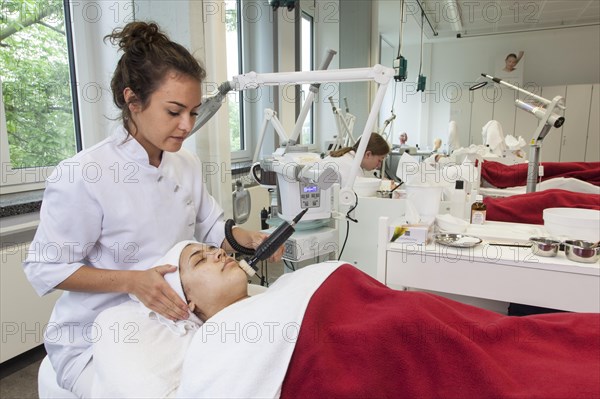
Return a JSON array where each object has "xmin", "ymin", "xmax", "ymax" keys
[
  {"xmin": 23, "ymin": 21, "xmax": 282, "ymax": 397},
  {"xmin": 320, "ymin": 133, "xmax": 390, "ymax": 185}
]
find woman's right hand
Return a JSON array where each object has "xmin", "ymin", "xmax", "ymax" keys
[{"xmin": 130, "ymin": 265, "xmax": 189, "ymax": 321}]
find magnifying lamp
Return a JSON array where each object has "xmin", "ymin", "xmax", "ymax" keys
[
  {"xmin": 190, "ymin": 81, "xmax": 233, "ymax": 135},
  {"xmin": 468, "ymin": 73, "xmax": 566, "ymax": 193}
]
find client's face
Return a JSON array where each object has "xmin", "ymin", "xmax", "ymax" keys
[{"xmin": 179, "ymin": 243, "xmax": 248, "ymax": 320}]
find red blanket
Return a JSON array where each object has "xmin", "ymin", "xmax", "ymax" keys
[
  {"xmin": 281, "ymin": 265, "xmax": 600, "ymax": 399},
  {"xmin": 483, "ymin": 189, "xmax": 600, "ymax": 224},
  {"xmin": 482, "ymin": 161, "xmax": 600, "ymax": 188}
]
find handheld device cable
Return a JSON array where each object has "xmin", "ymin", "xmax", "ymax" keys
[{"xmin": 238, "ymin": 208, "xmax": 309, "ymax": 277}]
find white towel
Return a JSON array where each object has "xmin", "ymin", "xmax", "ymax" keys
[
  {"xmin": 177, "ymin": 261, "xmax": 346, "ymax": 399},
  {"xmin": 129, "ymin": 240, "xmax": 203, "ymax": 336},
  {"xmin": 481, "ymin": 120, "xmax": 506, "ymax": 155},
  {"xmin": 91, "ymin": 301, "xmax": 195, "ymax": 398}
]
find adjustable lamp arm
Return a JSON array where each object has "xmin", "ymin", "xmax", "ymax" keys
[{"xmin": 195, "ymin": 64, "xmax": 395, "ymax": 203}]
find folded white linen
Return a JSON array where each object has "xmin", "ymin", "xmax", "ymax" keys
[
  {"xmin": 481, "ymin": 120, "xmax": 506, "ymax": 155},
  {"xmin": 91, "ymin": 301, "xmax": 195, "ymax": 398},
  {"xmin": 176, "ymin": 261, "xmax": 346, "ymax": 399}
]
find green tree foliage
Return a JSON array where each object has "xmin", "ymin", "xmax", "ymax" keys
[
  {"xmin": 228, "ymin": 96, "xmax": 241, "ymax": 150},
  {"xmin": 1, "ymin": 0, "xmax": 76, "ymax": 168}
]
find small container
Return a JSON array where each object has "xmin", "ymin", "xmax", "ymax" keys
[
  {"xmin": 470, "ymin": 195, "xmax": 487, "ymax": 225},
  {"xmin": 529, "ymin": 237, "xmax": 560, "ymax": 257},
  {"xmin": 449, "ymin": 180, "xmax": 466, "ymax": 219},
  {"xmin": 376, "ymin": 190, "xmax": 393, "ymax": 199},
  {"xmin": 563, "ymin": 240, "xmax": 600, "ymax": 264}
]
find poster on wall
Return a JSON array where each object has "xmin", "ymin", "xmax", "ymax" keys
[{"xmin": 494, "ymin": 51, "xmax": 525, "ymax": 87}]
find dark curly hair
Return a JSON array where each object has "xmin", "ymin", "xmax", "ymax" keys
[{"xmin": 104, "ymin": 22, "xmax": 207, "ymax": 133}]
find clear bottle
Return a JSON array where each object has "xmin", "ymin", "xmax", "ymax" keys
[
  {"xmin": 470, "ymin": 195, "xmax": 487, "ymax": 225},
  {"xmin": 232, "ymin": 180, "xmax": 251, "ymax": 224},
  {"xmin": 450, "ymin": 180, "xmax": 466, "ymax": 219}
]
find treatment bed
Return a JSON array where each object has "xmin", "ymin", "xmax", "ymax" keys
[
  {"xmin": 42, "ymin": 262, "xmax": 599, "ymax": 398},
  {"xmin": 483, "ymin": 188, "xmax": 600, "ymax": 225},
  {"xmin": 480, "ymin": 161, "xmax": 600, "ymax": 197}
]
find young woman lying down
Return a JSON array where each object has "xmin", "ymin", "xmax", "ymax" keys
[{"xmin": 91, "ymin": 241, "xmax": 600, "ymax": 398}]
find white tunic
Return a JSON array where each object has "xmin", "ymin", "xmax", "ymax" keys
[{"xmin": 23, "ymin": 126, "xmax": 226, "ymax": 390}]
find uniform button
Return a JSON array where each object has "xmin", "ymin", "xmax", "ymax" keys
[
  {"xmin": 186, "ymin": 200, "xmax": 192, "ymax": 206},
  {"xmin": 174, "ymin": 185, "xmax": 180, "ymax": 192},
  {"xmin": 188, "ymin": 222, "xmax": 195, "ymax": 226},
  {"xmin": 157, "ymin": 176, "xmax": 163, "ymax": 182}
]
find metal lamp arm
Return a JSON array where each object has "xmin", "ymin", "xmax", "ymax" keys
[
  {"xmin": 252, "ymin": 109, "xmax": 290, "ymax": 163},
  {"xmin": 233, "ymin": 65, "xmax": 395, "ymax": 202},
  {"xmin": 480, "ymin": 73, "xmax": 565, "ymax": 110}
]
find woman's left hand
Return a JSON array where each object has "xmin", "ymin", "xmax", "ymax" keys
[
  {"xmin": 250, "ymin": 231, "xmax": 285, "ymax": 262},
  {"xmin": 224, "ymin": 227, "xmax": 285, "ymax": 262}
]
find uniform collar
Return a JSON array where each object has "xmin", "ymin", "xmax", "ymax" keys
[{"xmin": 113, "ymin": 125, "xmax": 159, "ymax": 168}]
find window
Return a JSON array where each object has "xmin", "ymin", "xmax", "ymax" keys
[
  {"xmin": 1, "ymin": 0, "xmax": 80, "ymax": 191},
  {"xmin": 225, "ymin": 0, "xmax": 247, "ymax": 157},
  {"xmin": 299, "ymin": 12, "xmax": 314, "ymax": 145}
]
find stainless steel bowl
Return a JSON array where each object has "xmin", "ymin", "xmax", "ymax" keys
[
  {"xmin": 563, "ymin": 240, "xmax": 600, "ymax": 264},
  {"xmin": 529, "ymin": 237, "xmax": 560, "ymax": 257}
]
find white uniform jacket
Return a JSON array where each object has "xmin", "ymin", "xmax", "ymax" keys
[{"xmin": 23, "ymin": 126, "xmax": 226, "ymax": 390}]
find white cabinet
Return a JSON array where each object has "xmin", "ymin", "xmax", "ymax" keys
[
  {"xmin": 1, "ymin": 233, "xmax": 61, "ymax": 362},
  {"xmin": 558, "ymin": 85, "xmax": 594, "ymax": 162},
  {"xmin": 469, "ymin": 88, "xmax": 494, "ymax": 145},
  {"xmin": 492, "ymin": 86, "xmax": 517, "ymax": 136},
  {"xmin": 585, "ymin": 84, "xmax": 600, "ymax": 162}
]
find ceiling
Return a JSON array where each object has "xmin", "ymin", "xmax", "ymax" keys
[{"xmin": 379, "ymin": 0, "xmax": 600, "ymax": 45}]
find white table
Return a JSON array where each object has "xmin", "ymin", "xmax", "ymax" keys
[{"xmin": 376, "ymin": 219, "xmax": 600, "ymax": 313}]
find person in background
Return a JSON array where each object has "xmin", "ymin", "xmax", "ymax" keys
[
  {"xmin": 502, "ymin": 51, "xmax": 524, "ymax": 73},
  {"xmin": 399, "ymin": 131, "xmax": 408, "ymax": 146},
  {"xmin": 23, "ymin": 21, "xmax": 282, "ymax": 398},
  {"xmin": 321, "ymin": 133, "xmax": 390, "ymax": 185},
  {"xmin": 432, "ymin": 138, "xmax": 442, "ymax": 152}
]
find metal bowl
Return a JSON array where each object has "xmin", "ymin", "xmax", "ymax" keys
[
  {"xmin": 529, "ymin": 237, "xmax": 560, "ymax": 257},
  {"xmin": 563, "ymin": 240, "xmax": 600, "ymax": 264}
]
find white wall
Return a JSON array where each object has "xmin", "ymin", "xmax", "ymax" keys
[
  {"xmin": 427, "ymin": 25, "xmax": 600, "ymax": 150},
  {"xmin": 378, "ymin": 9, "xmax": 433, "ymax": 149}
]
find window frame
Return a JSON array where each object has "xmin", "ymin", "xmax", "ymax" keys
[
  {"xmin": 0, "ymin": 0, "xmax": 82, "ymax": 194},
  {"xmin": 229, "ymin": 0, "xmax": 251, "ymax": 163},
  {"xmin": 298, "ymin": 11, "xmax": 315, "ymax": 146}
]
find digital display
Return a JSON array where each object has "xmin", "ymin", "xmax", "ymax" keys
[{"xmin": 303, "ymin": 185, "xmax": 318, "ymax": 193}]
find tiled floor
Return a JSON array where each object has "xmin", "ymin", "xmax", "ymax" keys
[{"xmin": 0, "ymin": 346, "xmax": 46, "ymax": 399}]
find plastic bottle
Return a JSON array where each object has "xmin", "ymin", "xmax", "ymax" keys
[
  {"xmin": 232, "ymin": 180, "xmax": 251, "ymax": 224},
  {"xmin": 450, "ymin": 180, "xmax": 466, "ymax": 219},
  {"xmin": 470, "ymin": 195, "xmax": 487, "ymax": 225}
]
